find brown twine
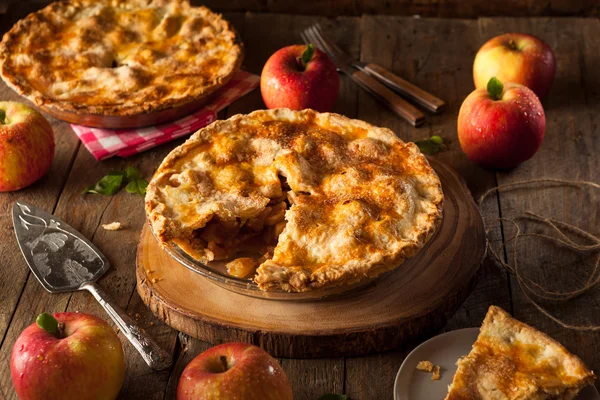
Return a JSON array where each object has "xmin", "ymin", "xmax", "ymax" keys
[{"xmin": 478, "ymin": 178, "xmax": 600, "ymax": 331}]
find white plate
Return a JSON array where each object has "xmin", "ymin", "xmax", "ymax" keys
[{"xmin": 394, "ymin": 327, "xmax": 600, "ymax": 400}]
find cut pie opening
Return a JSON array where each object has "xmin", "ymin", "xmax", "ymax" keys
[{"xmin": 188, "ymin": 174, "xmax": 296, "ymax": 279}]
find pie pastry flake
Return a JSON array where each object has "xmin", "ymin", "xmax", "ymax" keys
[
  {"xmin": 0, "ymin": 0, "xmax": 243, "ymax": 116},
  {"xmin": 445, "ymin": 306, "xmax": 595, "ymax": 400},
  {"xmin": 145, "ymin": 108, "xmax": 444, "ymax": 292}
]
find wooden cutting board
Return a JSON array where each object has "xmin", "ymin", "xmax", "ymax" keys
[{"xmin": 136, "ymin": 158, "xmax": 486, "ymax": 358}]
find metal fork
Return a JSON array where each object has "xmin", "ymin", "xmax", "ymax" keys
[
  {"xmin": 308, "ymin": 24, "xmax": 445, "ymax": 114},
  {"xmin": 302, "ymin": 27, "xmax": 425, "ymax": 127}
]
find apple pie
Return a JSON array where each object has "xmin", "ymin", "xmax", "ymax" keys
[
  {"xmin": 445, "ymin": 306, "xmax": 595, "ymax": 400},
  {"xmin": 145, "ymin": 108, "xmax": 444, "ymax": 292},
  {"xmin": 0, "ymin": 0, "xmax": 242, "ymax": 116}
]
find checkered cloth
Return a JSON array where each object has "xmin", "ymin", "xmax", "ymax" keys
[{"xmin": 70, "ymin": 71, "xmax": 260, "ymax": 161}]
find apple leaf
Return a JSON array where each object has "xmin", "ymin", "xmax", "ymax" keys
[
  {"xmin": 487, "ymin": 77, "xmax": 504, "ymax": 100},
  {"xmin": 126, "ymin": 179, "xmax": 148, "ymax": 196},
  {"xmin": 84, "ymin": 172, "xmax": 125, "ymax": 196},
  {"xmin": 414, "ymin": 135, "xmax": 446, "ymax": 155},
  {"xmin": 300, "ymin": 43, "xmax": 315, "ymax": 69},
  {"xmin": 125, "ymin": 166, "xmax": 142, "ymax": 181},
  {"xmin": 84, "ymin": 166, "xmax": 148, "ymax": 196},
  {"xmin": 319, "ymin": 395, "xmax": 348, "ymax": 400},
  {"xmin": 36, "ymin": 313, "xmax": 59, "ymax": 337}
]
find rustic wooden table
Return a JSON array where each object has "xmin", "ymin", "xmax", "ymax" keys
[{"xmin": 0, "ymin": 3, "xmax": 598, "ymax": 399}]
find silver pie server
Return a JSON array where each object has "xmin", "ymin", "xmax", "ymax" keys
[{"xmin": 12, "ymin": 201, "xmax": 172, "ymax": 370}]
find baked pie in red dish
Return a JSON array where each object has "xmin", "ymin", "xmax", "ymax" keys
[
  {"xmin": 0, "ymin": 0, "xmax": 242, "ymax": 121},
  {"xmin": 145, "ymin": 109, "xmax": 444, "ymax": 292}
]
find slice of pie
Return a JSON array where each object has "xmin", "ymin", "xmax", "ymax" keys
[
  {"xmin": 445, "ymin": 306, "xmax": 595, "ymax": 400},
  {"xmin": 0, "ymin": 0, "xmax": 242, "ymax": 116},
  {"xmin": 145, "ymin": 108, "xmax": 444, "ymax": 292}
]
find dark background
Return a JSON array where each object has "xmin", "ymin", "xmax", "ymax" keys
[{"xmin": 1, "ymin": 0, "xmax": 599, "ymax": 18}]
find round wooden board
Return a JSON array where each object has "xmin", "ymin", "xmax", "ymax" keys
[{"xmin": 136, "ymin": 158, "xmax": 486, "ymax": 358}]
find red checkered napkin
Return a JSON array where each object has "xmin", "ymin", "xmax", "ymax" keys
[{"xmin": 70, "ymin": 71, "xmax": 259, "ymax": 161}]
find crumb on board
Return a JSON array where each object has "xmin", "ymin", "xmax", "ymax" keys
[
  {"xmin": 102, "ymin": 222, "xmax": 122, "ymax": 231},
  {"xmin": 416, "ymin": 360, "xmax": 433, "ymax": 372},
  {"xmin": 432, "ymin": 365, "xmax": 441, "ymax": 381}
]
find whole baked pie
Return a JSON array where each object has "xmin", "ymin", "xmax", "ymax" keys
[
  {"xmin": 0, "ymin": 0, "xmax": 242, "ymax": 116},
  {"xmin": 146, "ymin": 109, "xmax": 444, "ymax": 292}
]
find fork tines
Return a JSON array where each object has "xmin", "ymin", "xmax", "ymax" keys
[{"xmin": 301, "ymin": 24, "xmax": 349, "ymax": 65}]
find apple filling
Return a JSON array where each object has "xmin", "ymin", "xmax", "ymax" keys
[{"xmin": 186, "ymin": 195, "xmax": 290, "ymax": 279}]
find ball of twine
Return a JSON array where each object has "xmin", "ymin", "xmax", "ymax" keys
[{"xmin": 478, "ymin": 179, "xmax": 600, "ymax": 331}]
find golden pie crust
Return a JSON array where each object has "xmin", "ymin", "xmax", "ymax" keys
[
  {"xmin": 145, "ymin": 108, "xmax": 444, "ymax": 292},
  {"xmin": 445, "ymin": 306, "xmax": 595, "ymax": 400},
  {"xmin": 0, "ymin": 0, "xmax": 243, "ymax": 116}
]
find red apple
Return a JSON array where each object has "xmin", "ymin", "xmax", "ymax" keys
[
  {"xmin": 473, "ymin": 33, "xmax": 556, "ymax": 98},
  {"xmin": 0, "ymin": 101, "xmax": 54, "ymax": 192},
  {"xmin": 11, "ymin": 312, "xmax": 125, "ymax": 400},
  {"xmin": 177, "ymin": 342, "xmax": 293, "ymax": 400},
  {"xmin": 458, "ymin": 77, "xmax": 545, "ymax": 169},
  {"xmin": 261, "ymin": 44, "xmax": 339, "ymax": 112}
]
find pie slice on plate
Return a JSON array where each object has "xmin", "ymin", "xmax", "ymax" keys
[
  {"xmin": 145, "ymin": 108, "xmax": 444, "ymax": 292},
  {"xmin": 445, "ymin": 306, "xmax": 595, "ymax": 399}
]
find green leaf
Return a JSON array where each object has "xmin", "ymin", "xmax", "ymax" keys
[
  {"xmin": 84, "ymin": 173, "xmax": 124, "ymax": 196},
  {"xmin": 300, "ymin": 43, "xmax": 315, "ymax": 69},
  {"xmin": 83, "ymin": 167, "xmax": 147, "ymax": 196},
  {"xmin": 414, "ymin": 136, "xmax": 446, "ymax": 155},
  {"xmin": 487, "ymin": 77, "xmax": 503, "ymax": 100},
  {"xmin": 36, "ymin": 313, "xmax": 59, "ymax": 337},
  {"xmin": 319, "ymin": 395, "xmax": 348, "ymax": 400},
  {"xmin": 124, "ymin": 166, "xmax": 142, "ymax": 182},
  {"xmin": 126, "ymin": 179, "xmax": 148, "ymax": 196},
  {"xmin": 430, "ymin": 135, "xmax": 443, "ymax": 145}
]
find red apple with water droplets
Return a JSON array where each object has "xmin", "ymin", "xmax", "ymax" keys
[
  {"xmin": 473, "ymin": 33, "xmax": 556, "ymax": 98},
  {"xmin": 0, "ymin": 101, "xmax": 54, "ymax": 192},
  {"xmin": 261, "ymin": 44, "xmax": 339, "ymax": 112},
  {"xmin": 11, "ymin": 312, "xmax": 125, "ymax": 400},
  {"xmin": 458, "ymin": 77, "xmax": 545, "ymax": 169},
  {"xmin": 177, "ymin": 342, "xmax": 293, "ymax": 400}
]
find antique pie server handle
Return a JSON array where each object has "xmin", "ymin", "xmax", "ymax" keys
[
  {"xmin": 358, "ymin": 63, "xmax": 446, "ymax": 114},
  {"xmin": 83, "ymin": 283, "xmax": 173, "ymax": 370}
]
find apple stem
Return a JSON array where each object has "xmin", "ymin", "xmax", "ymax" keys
[
  {"xmin": 0, "ymin": 109, "xmax": 5, "ymax": 124},
  {"xmin": 36, "ymin": 313, "xmax": 63, "ymax": 338},
  {"xmin": 219, "ymin": 355, "xmax": 228, "ymax": 372},
  {"xmin": 297, "ymin": 43, "xmax": 315, "ymax": 71},
  {"xmin": 487, "ymin": 77, "xmax": 504, "ymax": 101}
]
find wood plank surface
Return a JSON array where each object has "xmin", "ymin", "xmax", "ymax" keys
[
  {"xmin": 0, "ymin": 2, "xmax": 598, "ymax": 399},
  {"xmin": 478, "ymin": 16, "xmax": 600, "ymax": 392}
]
